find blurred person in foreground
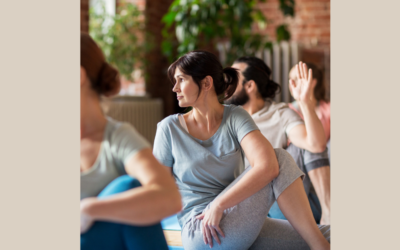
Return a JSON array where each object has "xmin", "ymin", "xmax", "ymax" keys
[
  {"xmin": 80, "ymin": 32, "xmax": 181, "ymax": 250},
  {"xmin": 226, "ymin": 57, "xmax": 330, "ymax": 225}
]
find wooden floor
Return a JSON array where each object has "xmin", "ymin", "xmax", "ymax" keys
[{"xmin": 164, "ymin": 230, "xmax": 183, "ymax": 246}]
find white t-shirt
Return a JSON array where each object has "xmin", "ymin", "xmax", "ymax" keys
[{"xmin": 250, "ymin": 99, "xmax": 304, "ymax": 149}]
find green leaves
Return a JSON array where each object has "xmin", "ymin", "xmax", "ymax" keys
[
  {"xmin": 276, "ymin": 24, "xmax": 291, "ymax": 42},
  {"xmin": 161, "ymin": 0, "xmax": 274, "ymax": 65},
  {"xmin": 279, "ymin": 0, "xmax": 295, "ymax": 17},
  {"xmin": 89, "ymin": 1, "xmax": 152, "ymax": 81},
  {"xmin": 162, "ymin": 12, "xmax": 177, "ymax": 28}
]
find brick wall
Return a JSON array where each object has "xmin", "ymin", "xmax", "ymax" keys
[
  {"xmin": 256, "ymin": 0, "xmax": 330, "ymax": 48},
  {"xmin": 256, "ymin": 0, "xmax": 330, "ymax": 98},
  {"xmin": 81, "ymin": 0, "xmax": 89, "ymax": 32}
]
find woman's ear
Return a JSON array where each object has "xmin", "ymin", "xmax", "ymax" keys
[{"xmin": 202, "ymin": 76, "xmax": 214, "ymax": 91}]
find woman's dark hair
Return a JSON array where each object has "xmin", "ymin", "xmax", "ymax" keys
[
  {"xmin": 303, "ymin": 62, "xmax": 327, "ymax": 102},
  {"xmin": 80, "ymin": 32, "xmax": 120, "ymax": 97},
  {"xmin": 234, "ymin": 56, "xmax": 281, "ymax": 100},
  {"xmin": 167, "ymin": 50, "xmax": 239, "ymax": 101}
]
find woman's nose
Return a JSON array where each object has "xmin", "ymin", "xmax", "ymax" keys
[{"xmin": 172, "ymin": 83, "xmax": 179, "ymax": 92}]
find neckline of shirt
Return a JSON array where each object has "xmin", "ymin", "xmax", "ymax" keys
[
  {"xmin": 81, "ymin": 118, "xmax": 112, "ymax": 176},
  {"xmin": 176, "ymin": 105, "xmax": 228, "ymax": 144}
]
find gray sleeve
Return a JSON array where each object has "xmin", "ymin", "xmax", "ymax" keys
[
  {"xmin": 153, "ymin": 121, "xmax": 174, "ymax": 167},
  {"xmin": 111, "ymin": 123, "xmax": 151, "ymax": 169},
  {"xmin": 230, "ymin": 106, "xmax": 260, "ymax": 143},
  {"xmin": 280, "ymin": 107, "xmax": 304, "ymax": 135}
]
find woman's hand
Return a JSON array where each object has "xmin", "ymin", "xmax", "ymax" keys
[
  {"xmin": 80, "ymin": 197, "xmax": 96, "ymax": 234},
  {"xmin": 289, "ymin": 62, "xmax": 317, "ymax": 106},
  {"xmin": 196, "ymin": 202, "xmax": 225, "ymax": 248}
]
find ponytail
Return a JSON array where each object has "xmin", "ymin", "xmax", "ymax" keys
[
  {"xmin": 234, "ymin": 56, "xmax": 281, "ymax": 100},
  {"xmin": 257, "ymin": 78, "xmax": 281, "ymax": 100},
  {"xmin": 220, "ymin": 67, "xmax": 239, "ymax": 101},
  {"xmin": 167, "ymin": 50, "xmax": 239, "ymax": 102}
]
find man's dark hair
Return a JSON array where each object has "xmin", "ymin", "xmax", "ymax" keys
[{"xmin": 234, "ymin": 56, "xmax": 281, "ymax": 99}]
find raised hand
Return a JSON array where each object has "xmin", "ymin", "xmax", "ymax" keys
[
  {"xmin": 289, "ymin": 62, "xmax": 317, "ymax": 105},
  {"xmin": 196, "ymin": 203, "xmax": 225, "ymax": 248}
]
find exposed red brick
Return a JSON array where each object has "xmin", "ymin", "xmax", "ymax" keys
[{"xmin": 255, "ymin": 0, "xmax": 330, "ymax": 88}]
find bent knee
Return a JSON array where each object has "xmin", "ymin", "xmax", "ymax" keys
[
  {"xmin": 274, "ymin": 148, "xmax": 304, "ymax": 179},
  {"xmin": 274, "ymin": 148, "xmax": 297, "ymax": 167}
]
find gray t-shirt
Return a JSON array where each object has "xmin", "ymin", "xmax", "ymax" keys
[
  {"xmin": 153, "ymin": 105, "xmax": 259, "ymax": 228},
  {"xmin": 81, "ymin": 117, "xmax": 151, "ymax": 200}
]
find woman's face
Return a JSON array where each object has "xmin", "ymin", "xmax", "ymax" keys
[{"xmin": 173, "ymin": 68, "xmax": 200, "ymax": 107}]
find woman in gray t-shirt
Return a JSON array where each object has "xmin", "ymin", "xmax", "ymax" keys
[
  {"xmin": 153, "ymin": 51, "xmax": 330, "ymax": 250},
  {"xmin": 80, "ymin": 33, "xmax": 181, "ymax": 250}
]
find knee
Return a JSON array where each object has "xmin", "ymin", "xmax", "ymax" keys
[
  {"xmin": 274, "ymin": 148, "xmax": 303, "ymax": 175},
  {"xmin": 274, "ymin": 148, "xmax": 296, "ymax": 168},
  {"xmin": 98, "ymin": 175, "xmax": 141, "ymax": 198}
]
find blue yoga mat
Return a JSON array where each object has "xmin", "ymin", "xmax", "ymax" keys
[
  {"xmin": 161, "ymin": 214, "xmax": 181, "ymax": 231},
  {"xmin": 168, "ymin": 246, "xmax": 184, "ymax": 250}
]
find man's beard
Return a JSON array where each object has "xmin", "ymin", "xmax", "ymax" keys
[{"xmin": 225, "ymin": 86, "xmax": 249, "ymax": 106}]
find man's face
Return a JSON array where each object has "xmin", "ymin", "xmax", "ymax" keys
[{"xmin": 225, "ymin": 62, "xmax": 250, "ymax": 106}]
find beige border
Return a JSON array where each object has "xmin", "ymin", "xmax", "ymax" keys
[
  {"xmin": 2, "ymin": 0, "xmax": 400, "ymax": 249},
  {"xmin": 0, "ymin": 0, "xmax": 79, "ymax": 249},
  {"xmin": 332, "ymin": 0, "xmax": 400, "ymax": 249}
]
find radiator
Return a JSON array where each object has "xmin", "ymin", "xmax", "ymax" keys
[
  {"xmin": 217, "ymin": 41, "xmax": 300, "ymax": 103},
  {"xmin": 102, "ymin": 96, "xmax": 163, "ymax": 146}
]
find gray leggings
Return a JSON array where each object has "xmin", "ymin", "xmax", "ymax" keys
[{"xmin": 181, "ymin": 148, "xmax": 330, "ymax": 250}]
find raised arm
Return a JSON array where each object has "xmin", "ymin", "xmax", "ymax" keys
[
  {"xmin": 81, "ymin": 148, "xmax": 182, "ymax": 226},
  {"xmin": 288, "ymin": 62, "xmax": 326, "ymax": 153}
]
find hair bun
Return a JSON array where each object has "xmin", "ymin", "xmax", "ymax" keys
[
  {"xmin": 96, "ymin": 62, "xmax": 121, "ymax": 97},
  {"xmin": 221, "ymin": 67, "xmax": 239, "ymax": 101}
]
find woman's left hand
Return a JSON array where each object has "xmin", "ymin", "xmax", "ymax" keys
[
  {"xmin": 80, "ymin": 198, "xmax": 96, "ymax": 234},
  {"xmin": 196, "ymin": 202, "xmax": 225, "ymax": 248}
]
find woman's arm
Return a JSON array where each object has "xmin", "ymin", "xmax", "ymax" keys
[
  {"xmin": 81, "ymin": 148, "xmax": 182, "ymax": 226},
  {"xmin": 287, "ymin": 110, "xmax": 326, "ymax": 153},
  {"xmin": 212, "ymin": 130, "xmax": 279, "ymax": 210},
  {"xmin": 198, "ymin": 130, "xmax": 279, "ymax": 247},
  {"xmin": 288, "ymin": 62, "xmax": 326, "ymax": 153}
]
